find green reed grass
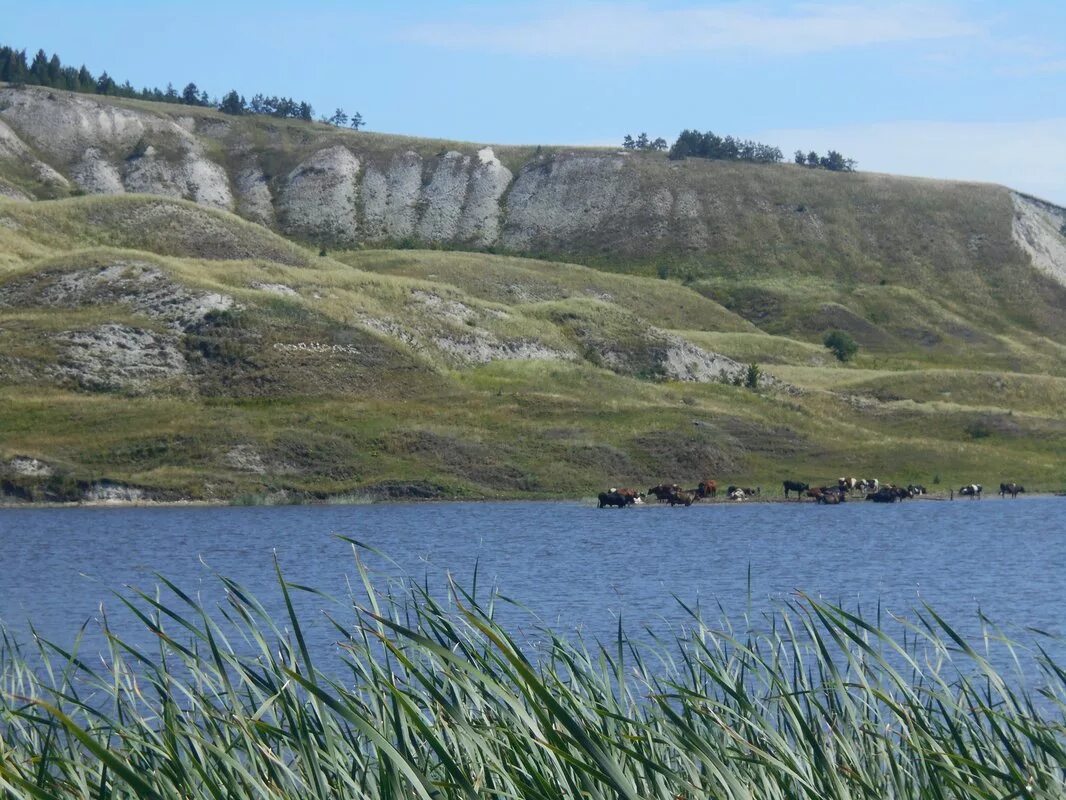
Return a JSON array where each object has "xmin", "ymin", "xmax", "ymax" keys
[{"xmin": 2, "ymin": 540, "xmax": 1065, "ymax": 799}]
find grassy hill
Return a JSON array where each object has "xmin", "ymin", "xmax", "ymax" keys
[
  {"xmin": 0, "ymin": 191, "xmax": 1064, "ymax": 503},
  {"xmin": 0, "ymin": 87, "xmax": 1064, "ymax": 501}
]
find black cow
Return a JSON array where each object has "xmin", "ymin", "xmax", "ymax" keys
[
  {"xmin": 783, "ymin": 480, "xmax": 809, "ymax": 499},
  {"xmin": 648, "ymin": 484, "xmax": 680, "ymax": 503},
  {"xmin": 598, "ymin": 491, "xmax": 633, "ymax": 508},
  {"xmin": 866, "ymin": 487, "xmax": 902, "ymax": 503},
  {"xmin": 999, "ymin": 482, "xmax": 1025, "ymax": 498}
]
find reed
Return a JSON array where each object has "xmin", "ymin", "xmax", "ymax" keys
[{"xmin": 2, "ymin": 543, "xmax": 1064, "ymax": 799}]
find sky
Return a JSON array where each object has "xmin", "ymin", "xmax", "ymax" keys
[{"xmin": 6, "ymin": 0, "xmax": 1066, "ymax": 203}]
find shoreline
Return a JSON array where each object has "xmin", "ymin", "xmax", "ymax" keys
[{"xmin": 1, "ymin": 490, "xmax": 1061, "ymax": 511}]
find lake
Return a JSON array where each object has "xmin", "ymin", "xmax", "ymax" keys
[{"xmin": 2, "ymin": 497, "xmax": 1065, "ymax": 669}]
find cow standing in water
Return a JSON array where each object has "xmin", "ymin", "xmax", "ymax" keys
[
  {"xmin": 999, "ymin": 482, "xmax": 1025, "ymax": 498},
  {"xmin": 695, "ymin": 480, "xmax": 717, "ymax": 499}
]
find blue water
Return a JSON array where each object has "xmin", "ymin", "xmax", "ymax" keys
[{"xmin": 1, "ymin": 497, "xmax": 1065, "ymax": 669}]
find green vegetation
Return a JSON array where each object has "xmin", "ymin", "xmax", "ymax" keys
[
  {"xmin": 0, "ymin": 43, "xmax": 357, "ymax": 126},
  {"xmin": 824, "ymin": 329, "xmax": 859, "ymax": 362},
  {"xmin": 0, "ymin": 192, "xmax": 1064, "ymax": 502},
  {"xmin": 2, "ymin": 562, "xmax": 1065, "ymax": 798},
  {"xmin": 668, "ymin": 129, "xmax": 784, "ymax": 163},
  {"xmin": 0, "ymin": 85, "xmax": 1062, "ymax": 501}
]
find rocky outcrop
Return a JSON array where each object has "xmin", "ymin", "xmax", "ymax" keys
[
  {"xmin": 0, "ymin": 88, "xmax": 232, "ymax": 208},
  {"xmin": 1012, "ymin": 192, "xmax": 1066, "ymax": 287},
  {"xmin": 279, "ymin": 145, "xmax": 361, "ymax": 243},
  {"xmin": 53, "ymin": 324, "xmax": 188, "ymax": 393},
  {"xmin": 0, "ymin": 261, "xmax": 237, "ymax": 330},
  {"xmin": 2, "ymin": 85, "xmax": 1064, "ymax": 290}
]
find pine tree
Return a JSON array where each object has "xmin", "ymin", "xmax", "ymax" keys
[
  {"xmin": 349, "ymin": 111, "xmax": 364, "ymax": 130},
  {"xmin": 96, "ymin": 71, "xmax": 115, "ymax": 94},
  {"xmin": 181, "ymin": 82, "xmax": 200, "ymax": 105},
  {"xmin": 219, "ymin": 90, "xmax": 246, "ymax": 115},
  {"xmin": 29, "ymin": 49, "xmax": 49, "ymax": 84}
]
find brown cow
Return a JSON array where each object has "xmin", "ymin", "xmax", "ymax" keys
[{"xmin": 695, "ymin": 480, "xmax": 717, "ymax": 499}]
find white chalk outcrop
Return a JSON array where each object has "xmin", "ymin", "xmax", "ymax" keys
[
  {"xmin": 0, "ymin": 87, "xmax": 233, "ymax": 208},
  {"xmin": 1011, "ymin": 192, "xmax": 1066, "ymax": 288},
  {"xmin": 279, "ymin": 145, "xmax": 361, "ymax": 244}
]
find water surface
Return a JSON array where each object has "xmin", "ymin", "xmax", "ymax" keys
[{"xmin": 2, "ymin": 497, "xmax": 1064, "ymax": 665}]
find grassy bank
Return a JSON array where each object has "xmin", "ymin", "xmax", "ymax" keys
[
  {"xmin": 1, "ymin": 195, "xmax": 1065, "ymax": 502},
  {"xmin": 2, "ymin": 556, "xmax": 1065, "ymax": 798}
]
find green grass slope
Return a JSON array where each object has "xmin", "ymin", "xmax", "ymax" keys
[{"xmin": 0, "ymin": 194, "xmax": 1064, "ymax": 503}]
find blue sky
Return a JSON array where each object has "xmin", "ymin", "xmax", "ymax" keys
[{"xmin": 7, "ymin": 1, "xmax": 1066, "ymax": 203}]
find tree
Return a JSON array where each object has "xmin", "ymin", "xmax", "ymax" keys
[
  {"xmin": 47, "ymin": 53, "xmax": 62, "ymax": 84},
  {"xmin": 650, "ymin": 137, "xmax": 668, "ymax": 151},
  {"xmin": 219, "ymin": 90, "xmax": 246, "ymax": 115},
  {"xmin": 824, "ymin": 330, "xmax": 858, "ymax": 362},
  {"xmin": 29, "ymin": 49, "xmax": 49, "ymax": 84},
  {"xmin": 635, "ymin": 132, "xmax": 650, "ymax": 150},
  {"xmin": 794, "ymin": 150, "xmax": 806, "ymax": 165},
  {"xmin": 745, "ymin": 363, "xmax": 761, "ymax": 389},
  {"xmin": 806, "ymin": 151, "xmax": 819, "ymax": 167},
  {"xmin": 349, "ymin": 111, "xmax": 364, "ymax": 130},
  {"xmin": 622, "ymin": 134, "xmax": 635, "ymax": 150},
  {"xmin": 821, "ymin": 150, "xmax": 847, "ymax": 171},
  {"xmin": 328, "ymin": 108, "xmax": 348, "ymax": 126},
  {"xmin": 181, "ymin": 82, "xmax": 200, "ymax": 105},
  {"xmin": 95, "ymin": 71, "xmax": 115, "ymax": 94}
]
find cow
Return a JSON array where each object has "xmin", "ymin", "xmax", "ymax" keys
[
  {"xmin": 695, "ymin": 480, "xmax": 717, "ymax": 499},
  {"xmin": 818, "ymin": 490, "xmax": 844, "ymax": 504},
  {"xmin": 907, "ymin": 484, "xmax": 927, "ymax": 496},
  {"xmin": 806, "ymin": 487, "xmax": 826, "ymax": 501},
  {"xmin": 598, "ymin": 491, "xmax": 633, "ymax": 508},
  {"xmin": 613, "ymin": 487, "xmax": 645, "ymax": 504},
  {"xmin": 728, "ymin": 488, "xmax": 746, "ymax": 500},
  {"xmin": 959, "ymin": 484, "xmax": 983, "ymax": 499},
  {"xmin": 858, "ymin": 478, "xmax": 880, "ymax": 493},
  {"xmin": 724, "ymin": 486, "xmax": 758, "ymax": 499},
  {"xmin": 999, "ymin": 482, "xmax": 1025, "ymax": 498},
  {"xmin": 648, "ymin": 484, "xmax": 680, "ymax": 503},
  {"xmin": 783, "ymin": 480, "xmax": 809, "ymax": 499},
  {"xmin": 668, "ymin": 490, "xmax": 694, "ymax": 507},
  {"xmin": 866, "ymin": 487, "xmax": 902, "ymax": 503},
  {"xmin": 838, "ymin": 477, "xmax": 859, "ymax": 493}
]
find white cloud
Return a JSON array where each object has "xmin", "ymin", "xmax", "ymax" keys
[
  {"xmin": 761, "ymin": 119, "xmax": 1066, "ymax": 205},
  {"xmin": 402, "ymin": 2, "xmax": 983, "ymax": 58}
]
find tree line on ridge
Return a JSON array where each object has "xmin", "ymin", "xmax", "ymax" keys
[
  {"xmin": 623, "ymin": 128, "xmax": 857, "ymax": 171},
  {"xmin": 0, "ymin": 45, "xmax": 363, "ymax": 129}
]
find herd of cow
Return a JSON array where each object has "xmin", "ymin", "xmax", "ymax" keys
[{"xmin": 597, "ymin": 477, "xmax": 1028, "ymax": 508}]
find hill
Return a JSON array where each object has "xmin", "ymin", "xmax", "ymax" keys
[{"xmin": 0, "ymin": 86, "xmax": 1064, "ymax": 502}]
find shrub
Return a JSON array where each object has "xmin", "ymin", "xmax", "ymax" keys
[
  {"xmin": 745, "ymin": 362, "xmax": 761, "ymax": 389},
  {"xmin": 823, "ymin": 329, "xmax": 858, "ymax": 362}
]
